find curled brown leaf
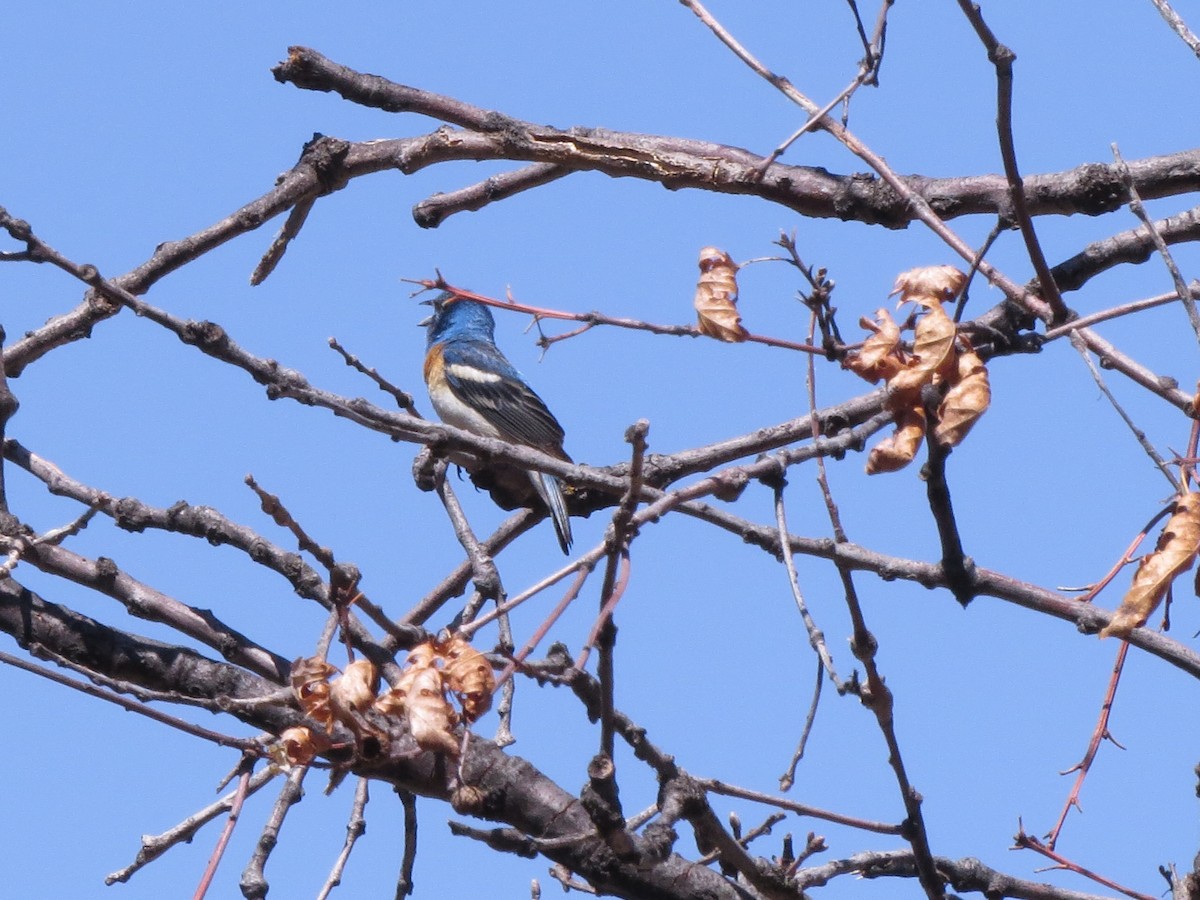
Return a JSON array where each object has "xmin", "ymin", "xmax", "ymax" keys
[
  {"xmin": 844, "ymin": 308, "xmax": 905, "ymax": 384},
  {"xmin": 290, "ymin": 656, "xmax": 338, "ymax": 731},
  {"xmin": 887, "ymin": 300, "xmax": 957, "ymax": 399},
  {"xmin": 694, "ymin": 246, "xmax": 748, "ymax": 342},
  {"xmin": 933, "ymin": 347, "xmax": 991, "ymax": 447},
  {"xmin": 866, "ymin": 407, "xmax": 926, "ymax": 475},
  {"xmin": 442, "ymin": 634, "xmax": 495, "ymax": 723},
  {"xmin": 1101, "ymin": 492, "xmax": 1200, "ymax": 638},
  {"xmin": 891, "ymin": 265, "xmax": 967, "ymax": 308},
  {"xmin": 402, "ymin": 666, "xmax": 461, "ymax": 756},
  {"xmin": 275, "ymin": 725, "xmax": 328, "ymax": 768},
  {"xmin": 330, "ymin": 659, "xmax": 380, "ymax": 720}
]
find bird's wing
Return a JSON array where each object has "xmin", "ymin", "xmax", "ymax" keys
[{"xmin": 440, "ymin": 342, "xmax": 569, "ymax": 458}]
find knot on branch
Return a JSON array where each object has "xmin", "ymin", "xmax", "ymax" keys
[
  {"xmin": 298, "ymin": 134, "xmax": 352, "ymax": 194},
  {"xmin": 1069, "ymin": 162, "xmax": 1130, "ymax": 216},
  {"xmin": 181, "ymin": 320, "xmax": 229, "ymax": 352},
  {"xmin": 639, "ymin": 822, "xmax": 678, "ymax": 862}
]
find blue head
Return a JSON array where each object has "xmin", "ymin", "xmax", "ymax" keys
[{"xmin": 423, "ymin": 293, "xmax": 496, "ymax": 347}]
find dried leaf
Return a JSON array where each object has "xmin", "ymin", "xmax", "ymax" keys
[
  {"xmin": 375, "ymin": 642, "xmax": 437, "ymax": 717},
  {"xmin": 406, "ymin": 641, "xmax": 439, "ymax": 671},
  {"xmin": 933, "ymin": 347, "xmax": 991, "ymax": 447},
  {"xmin": 866, "ymin": 407, "xmax": 927, "ymax": 474},
  {"xmin": 374, "ymin": 638, "xmax": 485, "ymax": 754},
  {"xmin": 290, "ymin": 656, "xmax": 338, "ymax": 731},
  {"xmin": 274, "ymin": 725, "xmax": 328, "ymax": 768},
  {"xmin": 887, "ymin": 301, "xmax": 957, "ymax": 398},
  {"xmin": 845, "ymin": 308, "xmax": 905, "ymax": 384},
  {"xmin": 1101, "ymin": 492, "xmax": 1200, "ymax": 638},
  {"xmin": 891, "ymin": 265, "xmax": 967, "ymax": 308},
  {"xmin": 694, "ymin": 246, "xmax": 748, "ymax": 342},
  {"xmin": 442, "ymin": 634, "xmax": 495, "ymax": 723},
  {"xmin": 402, "ymin": 666, "xmax": 461, "ymax": 756},
  {"xmin": 330, "ymin": 659, "xmax": 379, "ymax": 720}
]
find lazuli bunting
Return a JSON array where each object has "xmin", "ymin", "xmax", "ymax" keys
[{"xmin": 421, "ymin": 293, "xmax": 573, "ymax": 553}]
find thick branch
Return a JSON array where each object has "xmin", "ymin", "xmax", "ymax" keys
[{"xmin": 271, "ymin": 48, "xmax": 1200, "ymax": 231}]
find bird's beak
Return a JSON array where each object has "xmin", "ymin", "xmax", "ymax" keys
[{"xmin": 417, "ymin": 297, "xmax": 435, "ymax": 327}]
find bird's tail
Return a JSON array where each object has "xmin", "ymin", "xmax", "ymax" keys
[{"xmin": 530, "ymin": 471, "xmax": 572, "ymax": 554}]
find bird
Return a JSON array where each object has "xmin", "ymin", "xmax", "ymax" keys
[{"xmin": 421, "ymin": 292, "xmax": 573, "ymax": 553}]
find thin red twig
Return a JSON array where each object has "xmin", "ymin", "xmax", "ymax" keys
[
  {"xmin": 1044, "ymin": 641, "xmax": 1129, "ymax": 848},
  {"xmin": 1015, "ymin": 826, "xmax": 1155, "ymax": 900},
  {"xmin": 192, "ymin": 759, "xmax": 254, "ymax": 900}
]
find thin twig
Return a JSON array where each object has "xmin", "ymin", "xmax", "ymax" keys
[
  {"xmin": 0, "ymin": 503, "xmax": 99, "ymax": 577},
  {"xmin": 395, "ymin": 790, "xmax": 419, "ymax": 899},
  {"xmin": 240, "ymin": 765, "xmax": 309, "ymax": 900},
  {"xmin": 1042, "ymin": 288, "xmax": 1195, "ymax": 342},
  {"xmin": 1044, "ymin": 641, "xmax": 1130, "ymax": 849},
  {"xmin": 493, "ymin": 565, "xmax": 594, "ymax": 692},
  {"xmin": 575, "ymin": 551, "xmax": 632, "ymax": 673},
  {"xmin": 1112, "ymin": 143, "xmax": 1200, "ymax": 343},
  {"xmin": 411, "ymin": 278, "xmax": 824, "ymax": 354},
  {"xmin": 954, "ymin": 219, "xmax": 1006, "ymax": 323},
  {"xmin": 1148, "ymin": 0, "xmax": 1200, "ymax": 59},
  {"xmin": 0, "ymin": 649, "xmax": 260, "ymax": 750},
  {"xmin": 1015, "ymin": 826, "xmax": 1156, "ymax": 900},
  {"xmin": 575, "ymin": 421, "xmax": 648, "ymax": 672},
  {"xmin": 458, "ymin": 555, "xmax": 590, "ymax": 638},
  {"xmin": 803, "ymin": 289, "xmax": 945, "ymax": 895},
  {"xmin": 193, "ymin": 756, "xmax": 256, "ymax": 900},
  {"xmin": 757, "ymin": 0, "xmax": 892, "ymax": 171},
  {"xmin": 956, "ymin": 0, "xmax": 1069, "ymax": 323},
  {"xmin": 251, "ymin": 196, "xmax": 316, "ymax": 286},
  {"xmin": 696, "ymin": 812, "xmax": 788, "ymax": 865},
  {"xmin": 923, "ymin": 434, "xmax": 976, "ymax": 606},
  {"xmin": 700, "ymin": 779, "xmax": 902, "ymax": 835},
  {"xmin": 316, "ymin": 778, "xmax": 370, "ymax": 900},
  {"xmin": 413, "ymin": 163, "xmax": 572, "ymax": 228},
  {"xmin": 433, "ymin": 460, "xmax": 504, "ymax": 609},
  {"xmin": 771, "ymin": 480, "xmax": 844, "ymax": 689},
  {"xmin": 778, "ymin": 656, "xmax": 825, "ymax": 792},
  {"xmin": 329, "ymin": 336, "xmax": 419, "ymax": 414},
  {"xmin": 107, "ymin": 766, "xmax": 279, "ymax": 885},
  {"xmin": 1070, "ymin": 331, "xmax": 1180, "ymax": 489}
]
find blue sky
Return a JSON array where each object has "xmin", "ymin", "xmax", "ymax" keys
[{"xmin": 4, "ymin": 2, "xmax": 1200, "ymax": 898}]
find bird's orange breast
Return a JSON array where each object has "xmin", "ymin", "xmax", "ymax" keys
[{"xmin": 423, "ymin": 343, "xmax": 446, "ymax": 389}]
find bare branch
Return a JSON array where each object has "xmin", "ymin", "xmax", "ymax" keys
[
  {"xmin": 194, "ymin": 757, "xmax": 256, "ymax": 899},
  {"xmin": 241, "ymin": 765, "xmax": 309, "ymax": 899},
  {"xmin": 1148, "ymin": 0, "xmax": 1200, "ymax": 58},
  {"xmin": 317, "ymin": 778, "xmax": 370, "ymax": 900},
  {"xmin": 107, "ymin": 767, "xmax": 279, "ymax": 886},
  {"xmin": 956, "ymin": 0, "xmax": 1069, "ymax": 323}
]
